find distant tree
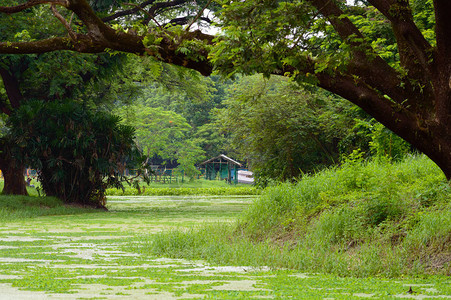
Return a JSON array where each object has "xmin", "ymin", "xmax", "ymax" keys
[
  {"xmin": 110, "ymin": 59, "xmax": 230, "ymax": 158},
  {"xmin": 117, "ymin": 104, "xmax": 204, "ymax": 178},
  {"xmin": 217, "ymin": 75, "xmax": 353, "ymax": 184},
  {"xmin": 193, "ymin": 122, "xmax": 229, "ymax": 160}
]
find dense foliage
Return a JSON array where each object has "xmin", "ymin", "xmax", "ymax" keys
[
  {"xmin": 117, "ymin": 104, "xmax": 204, "ymax": 178},
  {"xmin": 6, "ymin": 100, "xmax": 144, "ymax": 207},
  {"xmin": 217, "ymin": 75, "xmax": 349, "ymax": 183},
  {"xmin": 210, "ymin": 0, "xmax": 451, "ymax": 179},
  {"xmin": 214, "ymin": 75, "xmax": 412, "ymax": 184}
]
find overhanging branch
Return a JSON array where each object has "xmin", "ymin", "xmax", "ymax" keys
[
  {"xmin": 102, "ymin": 0, "xmax": 157, "ymax": 22},
  {"xmin": 307, "ymin": 0, "xmax": 407, "ymax": 104},
  {"xmin": 0, "ymin": 0, "xmax": 68, "ymax": 14},
  {"xmin": 368, "ymin": 0, "xmax": 434, "ymax": 75},
  {"xmin": 0, "ymin": 38, "xmax": 79, "ymax": 53},
  {"xmin": 51, "ymin": 4, "xmax": 77, "ymax": 41}
]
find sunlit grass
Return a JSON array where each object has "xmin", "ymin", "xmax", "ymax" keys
[
  {"xmin": 0, "ymin": 194, "xmax": 97, "ymax": 221},
  {"xmin": 106, "ymin": 178, "xmax": 259, "ymax": 196}
]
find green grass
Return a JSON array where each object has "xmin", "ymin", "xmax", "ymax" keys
[
  {"xmin": 0, "ymin": 194, "xmax": 97, "ymax": 221},
  {"xmin": 0, "ymin": 179, "xmax": 41, "ymax": 197},
  {"xmin": 106, "ymin": 178, "xmax": 259, "ymax": 196},
  {"xmin": 147, "ymin": 155, "xmax": 451, "ymax": 277}
]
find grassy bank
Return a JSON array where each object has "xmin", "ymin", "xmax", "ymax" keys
[
  {"xmin": 106, "ymin": 179, "xmax": 259, "ymax": 196},
  {"xmin": 0, "ymin": 194, "xmax": 97, "ymax": 221},
  {"xmin": 145, "ymin": 155, "xmax": 451, "ymax": 277}
]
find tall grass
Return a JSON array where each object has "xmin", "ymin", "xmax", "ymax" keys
[{"xmin": 146, "ymin": 155, "xmax": 451, "ymax": 277}]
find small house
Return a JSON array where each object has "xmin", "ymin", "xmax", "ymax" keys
[{"xmin": 200, "ymin": 154, "xmax": 242, "ymax": 184}]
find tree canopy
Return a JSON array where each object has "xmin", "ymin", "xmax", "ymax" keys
[
  {"xmin": 1, "ymin": 0, "xmax": 450, "ymax": 179},
  {"xmin": 216, "ymin": 75, "xmax": 352, "ymax": 184},
  {"xmin": 0, "ymin": 0, "xmax": 214, "ymax": 74}
]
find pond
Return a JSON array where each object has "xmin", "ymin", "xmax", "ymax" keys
[{"xmin": 0, "ymin": 195, "xmax": 449, "ymax": 299}]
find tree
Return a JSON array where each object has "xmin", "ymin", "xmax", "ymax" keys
[
  {"xmin": 109, "ymin": 58, "xmax": 229, "ymax": 159},
  {"xmin": 0, "ymin": 0, "xmax": 215, "ymax": 195},
  {"xmin": 0, "ymin": 2, "xmax": 131, "ymax": 195},
  {"xmin": 0, "ymin": 52, "xmax": 125, "ymax": 196},
  {"xmin": 211, "ymin": 0, "xmax": 451, "ymax": 179},
  {"xmin": 217, "ymin": 75, "xmax": 353, "ymax": 184},
  {"xmin": 6, "ymin": 100, "xmax": 143, "ymax": 208},
  {"xmin": 0, "ymin": 0, "xmax": 214, "ymax": 75},
  {"xmin": 132, "ymin": 64, "xmax": 220, "ymax": 129},
  {"xmin": 1, "ymin": 0, "xmax": 450, "ymax": 179},
  {"xmin": 117, "ymin": 104, "xmax": 205, "ymax": 178}
]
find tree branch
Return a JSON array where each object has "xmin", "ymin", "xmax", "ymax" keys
[
  {"xmin": 123, "ymin": 2, "xmax": 163, "ymax": 29},
  {"xmin": 315, "ymin": 71, "xmax": 422, "ymax": 146},
  {"xmin": 101, "ymin": 0, "xmax": 189, "ymax": 25},
  {"xmin": 144, "ymin": 0, "xmax": 187, "ymax": 25},
  {"xmin": 0, "ymin": 37, "xmax": 100, "ymax": 53},
  {"xmin": 186, "ymin": 0, "xmax": 213, "ymax": 32},
  {"xmin": 50, "ymin": 4, "xmax": 77, "ymax": 41},
  {"xmin": 0, "ymin": 32, "xmax": 213, "ymax": 75},
  {"xmin": 307, "ymin": 0, "xmax": 407, "ymax": 104},
  {"xmin": 102, "ymin": 0, "xmax": 157, "ymax": 22},
  {"xmin": 368, "ymin": 0, "xmax": 434, "ymax": 75},
  {"xmin": 166, "ymin": 16, "xmax": 212, "ymax": 26},
  {"xmin": 0, "ymin": 0, "xmax": 68, "ymax": 14}
]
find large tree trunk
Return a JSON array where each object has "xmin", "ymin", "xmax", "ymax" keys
[
  {"xmin": 0, "ymin": 66, "xmax": 28, "ymax": 195},
  {"xmin": 413, "ymin": 124, "xmax": 451, "ymax": 181},
  {"xmin": 0, "ymin": 154, "xmax": 28, "ymax": 196}
]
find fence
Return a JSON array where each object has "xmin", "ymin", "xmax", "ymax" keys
[{"xmin": 0, "ymin": 168, "xmax": 206, "ymax": 184}]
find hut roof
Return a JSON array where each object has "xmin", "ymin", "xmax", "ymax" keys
[{"xmin": 200, "ymin": 154, "xmax": 242, "ymax": 166}]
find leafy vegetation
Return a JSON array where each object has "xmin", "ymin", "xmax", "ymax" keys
[
  {"xmin": 3, "ymin": 0, "xmax": 451, "ymax": 180},
  {"xmin": 217, "ymin": 75, "xmax": 355, "ymax": 184},
  {"xmin": 211, "ymin": 0, "xmax": 451, "ymax": 179},
  {"xmin": 117, "ymin": 104, "xmax": 204, "ymax": 179},
  {"xmin": 6, "ymin": 100, "xmax": 145, "ymax": 208},
  {"xmin": 147, "ymin": 155, "xmax": 451, "ymax": 277}
]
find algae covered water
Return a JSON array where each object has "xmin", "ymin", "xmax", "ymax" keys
[{"xmin": 0, "ymin": 195, "xmax": 448, "ymax": 299}]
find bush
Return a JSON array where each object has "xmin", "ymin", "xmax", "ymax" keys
[{"xmin": 7, "ymin": 100, "xmax": 145, "ymax": 208}]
